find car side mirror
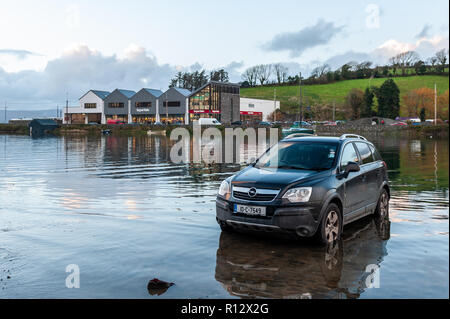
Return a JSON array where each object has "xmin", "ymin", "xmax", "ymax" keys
[{"xmin": 344, "ymin": 161, "xmax": 360, "ymax": 175}]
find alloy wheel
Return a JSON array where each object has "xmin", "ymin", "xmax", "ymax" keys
[{"xmin": 325, "ymin": 210, "xmax": 340, "ymax": 243}]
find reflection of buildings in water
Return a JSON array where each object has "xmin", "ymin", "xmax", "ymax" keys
[{"xmin": 215, "ymin": 216, "xmax": 390, "ymax": 299}]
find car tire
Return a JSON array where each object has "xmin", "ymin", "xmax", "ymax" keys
[
  {"xmin": 316, "ymin": 203, "xmax": 342, "ymax": 244},
  {"xmin": 375, "ymin": 189, "xmax": 389, "ymax": 220}
]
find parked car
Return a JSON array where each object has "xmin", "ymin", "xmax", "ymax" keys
[
  {"xmin": 107, "ymin": 119, "xmax": 126, "ymax": 125},
  {"xmin": 323, "ymin": 121, "xmax": 337, "ymax": 126},
  {"xmin": 293, "ymin": 121, "xmax": 311, "ymax": 127},
  {"xmin": 258, "ymin": 121, "xmax": 272, "ymax": 126},
  {"xmin": 197, "ymin": 118, "xmax": 221, "ymax": 126},
  {"xmin": 231, "ymin": 121, "xmax": 243, "ymax": 126},
  {"xmin": 216, "ymin": 134, "xmax": 390, "ymax": 244}
]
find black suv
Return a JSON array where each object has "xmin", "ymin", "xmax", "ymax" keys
[{"xmin": 216, "ymin": 134, "xmax": 390, "ymax": 243}]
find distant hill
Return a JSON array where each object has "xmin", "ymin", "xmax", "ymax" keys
[
  {"xmin": 240, "ymin": 75, "xmax": 449, "ymax": 114},
  {"xmin": 0, "ymin": 109, "xmax": 61, "ymax": 124}
]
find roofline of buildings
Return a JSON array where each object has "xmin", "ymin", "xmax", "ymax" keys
[
  {"xmin": 79, "ymin": 90, "xmax": 111, "ymax": 101},
  {"xmin": 188, "ymin": 81, "xmax": 240, "ymax": 97}
]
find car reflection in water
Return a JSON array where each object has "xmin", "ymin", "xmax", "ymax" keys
[{"xmin": 215, "ymin": 215, "xmax": 390, "ymax": 299}]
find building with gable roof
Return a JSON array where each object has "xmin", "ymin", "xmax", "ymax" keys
[
  {"xmin": 104, "ymin": 89, "xmax": 136, "ymax": 123},
  {"xmin": 130, "ymin": 88, "xmax": 163, "ymax": 123},
  {"xmin": 63, "ymin": 89, "xmax": 110, "ymax": 124}
]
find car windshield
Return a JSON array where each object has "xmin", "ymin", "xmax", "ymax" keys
[{"xmin": 255, "ymin": 141, "xmax": 338, "ymax": 170}]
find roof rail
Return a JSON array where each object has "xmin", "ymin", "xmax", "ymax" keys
[{"xmin": 339, "ymin": 134, "xmax": 367, "ymax": 141}]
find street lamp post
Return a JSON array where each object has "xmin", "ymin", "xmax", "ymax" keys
[{"xmin": 299, "ymin": 72, "xmax": 303, "ymax": 124}]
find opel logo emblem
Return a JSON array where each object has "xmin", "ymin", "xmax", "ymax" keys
[{"xmin": 248, "ymin": 188, "xmax": 257, "ymax": 197}]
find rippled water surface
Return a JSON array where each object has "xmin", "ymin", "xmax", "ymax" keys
[{"xmin": 0, "ymin": 134, "xmax": 448, "ymax": 298}]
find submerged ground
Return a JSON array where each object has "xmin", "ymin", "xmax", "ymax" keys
[{"xmin": 0, "ymin": 134, "xmax": 448, "ymax": 298}]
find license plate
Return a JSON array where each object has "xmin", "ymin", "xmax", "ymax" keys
[{"xmin": 234, "ymin": 204, "xmax": 266, "ymax": 216}]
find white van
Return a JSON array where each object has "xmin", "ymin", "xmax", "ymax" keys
[{"xmin": 196, "ymin": 118, "xmax": 221, "ymax": 126}]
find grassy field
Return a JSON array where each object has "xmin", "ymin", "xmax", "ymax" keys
[{"xmin": 240, "ymin": 75, "xmax": 449, "ymax": 114}]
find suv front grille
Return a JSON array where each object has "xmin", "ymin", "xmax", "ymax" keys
[{"xmin": 232, "ymin": 186, "xmax": 280, "ymax": 202}]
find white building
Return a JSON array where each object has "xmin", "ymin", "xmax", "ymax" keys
[
  {"xmin": 240, "ymin": 98, "xmax": 280, "ymax": 122},
  {"xmin": 63, "ymin": 90, "xmax": 110, "ymax": 124}
]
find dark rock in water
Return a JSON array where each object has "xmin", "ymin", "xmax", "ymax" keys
[{"xmin": 147, "ymin": 278, "xmax": 174, "ymax": 296}]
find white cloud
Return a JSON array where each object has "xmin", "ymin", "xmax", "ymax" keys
[
  {"xmin": 373, "ymin": 36, "xmax": 449, "ymax": 61},
  {"xmin": 0, "ymin": 44, "xmax": 179, "ymax": 109}
]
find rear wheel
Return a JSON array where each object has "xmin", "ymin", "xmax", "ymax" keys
[
  {"xmin": 375, "ymin": 189, "xmax": 389, "ymax": 219},
  {"xmin": 317, "ymin": 203, "xmax": 342, "ymax": 244}
]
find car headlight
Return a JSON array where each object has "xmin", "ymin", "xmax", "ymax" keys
[
  {"xmin": 282, "ymin": 187, "xmax": 312, "ymax": 203},
  {"xmin": 218, "ymin": 180, "xmax": 231, "ymax": 198}
]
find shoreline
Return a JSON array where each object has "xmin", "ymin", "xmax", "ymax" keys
[{"xmin": 0, "ymin": 123, "xmax": 448, "ymax": 138}]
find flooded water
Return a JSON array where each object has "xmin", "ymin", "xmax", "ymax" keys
[{"xmin": 0, "ymin": 134, "xmax": 448, "ymax": 298}]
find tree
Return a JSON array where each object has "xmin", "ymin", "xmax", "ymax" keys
[
  {"xmin": 344, "ymin": 88, "xmax": 365, "ymax": 120},
  {"xmin": 210, "ymin": 69, "xmax": 229, "ymax": 82},
  {"xmin": 414, "ymin": 60, "xmax": 427, "ymax": 75},
  {"xmin": 256, "ymin": 64, "xmax": 272, "ymax": 85},
  {"xmin": 362, "ymin": 88, "xmax": 374, "ymax": 118},
  {"xmin": 242, "ymin": 66, "xmax": 258, "ymax": 86},
  {"xmin": 267, "ymin": 109, "xmax": 287, "ymax": 122},
  {"xmin": 438, "ymin": 90, "xmax": 449, "ymax": 120},
  {"xmin": 340, "ymin": 62, "xmax": 354, "ymax": 79},
  {"xmin": 419, "ymin": 108, "xmax": 426, "ymax": 122},
  {"xmin": 427, "ymin": 56, "xmax": 438, "ymax": 72},
  {"xmin": 273, "ymin": 63, "xmax": 289, "ymax": 84},
  {"xmin": 376, "ymin": 79, "xmax": 400, "ymax": 119},
  {"xmin": 169, "ymin": 70, "xmax": 209, "ymax": 91},
  {"xmin": 355, "ymin": 61, "xmax": 372, "ymax": 78},
  {"xmin": 391, "ymin": 51, "xmax": 419, "ymax": 76},
  {"xmin": 311, "ymin": 64, "xmax": 330, "ymax": 79},
  {"xmin": 435, "ymin": 49, "xmax": 448, "ymax": 73},
  {"xmin": 402, "ymin": 87, "xmax": 434, "ymax": 118},
  {"xmin": 389, "ymin": 55, "xmax": 399, "ymax": 76}
]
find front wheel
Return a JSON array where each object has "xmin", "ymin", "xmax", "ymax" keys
[
  {"xmin": 317, "ymin": 203, "xmax": 342, "ymax": 244},
  {"xmin": 375, "ymin": 189, "xmax": 389, "ymax": 219}
]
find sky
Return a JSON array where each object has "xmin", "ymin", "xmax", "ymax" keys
[{"xmin": 0, "ymin": 0, "xmax": 448, "ymax": 110}]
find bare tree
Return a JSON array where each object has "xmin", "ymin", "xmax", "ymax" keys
[
  {"xmin": 256, "ymin": 64, "xmax": 272, "ymax": 85},
  {"xmin": 273, "ymin": 63, "xmax": 289, "ymax": 84},
  {"xmin": 311, "ymin": 64, "xmax": 331, "ymax": 78},
  {"xmin": 435, "ymin": 49, "xmax": 448, "ymax": 72},
  {"xmin": 427, "ymin": 56, "xmax": 438, "ymax": 71},
  {"xmin": 389, "ymin": 55, "xmax": 400, "ymax": 76},
  {"xmin": 393, "ymin": 51, "xmax": 419, "ymax": 76},
  {"xmin": 242, "ymin": 66, "xmax": 258, "ymax": 86}
]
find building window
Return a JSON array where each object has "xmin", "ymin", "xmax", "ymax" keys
[
  {"xmin": 84, "ymin": 103, "xmax": 96, "ymax": 109},
  {"xmin": 189, "ymin": 85, "xmax": 211, "ymax": 111},
  {"xmin": 108, "ymin": 102, "xmax": 124, "ymax": 108},
  {"xmin": 136, "ymin": 102, "xmax": 151, "ymax": 108},
  {"xmin": 163, "ymin": 101, "xmax": 181, "ymax": 107}
]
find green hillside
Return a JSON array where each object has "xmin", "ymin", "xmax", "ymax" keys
[{"xmin": 240, "ymin": 75, "xmax": 449, "ymax": 114}]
